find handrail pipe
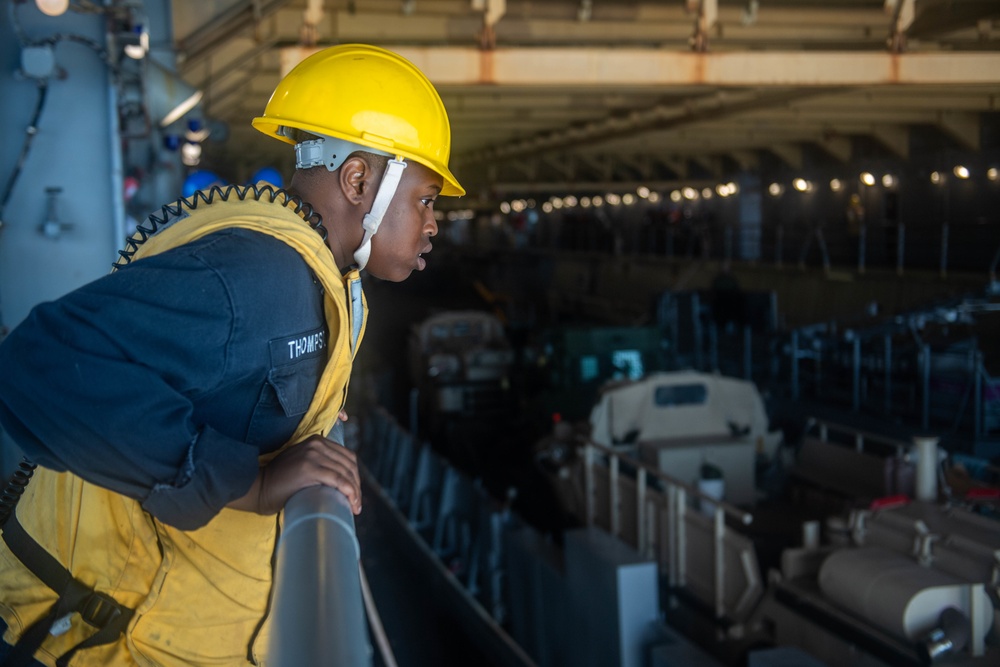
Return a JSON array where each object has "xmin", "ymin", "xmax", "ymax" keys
[{"xmin": 270, "ymin": 423, "xmax": 373, "ymax": 667}]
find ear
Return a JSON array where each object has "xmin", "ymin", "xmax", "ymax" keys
[{"xmin": 339, "ymin": 156, "xmax": 374, "ymax": 205}]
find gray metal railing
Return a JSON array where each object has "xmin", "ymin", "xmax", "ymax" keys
[
  {"xmin": 581, "ymin": 440, "xmax": 762, "ymax": 623},
  {"xmin": 270, "ymin": 432, "xmax": 373, "ymax": 667}
]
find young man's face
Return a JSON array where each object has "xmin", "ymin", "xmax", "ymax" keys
[{"xmin": 365, "ymin": 161, "xmax": 443, "ymax": 282}]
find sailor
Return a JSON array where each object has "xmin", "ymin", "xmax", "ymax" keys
[{"xmin": 0, "ymin": 43, "xmax": 463, "ymax": 666}]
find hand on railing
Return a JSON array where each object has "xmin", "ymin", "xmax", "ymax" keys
[{"xmin": 228, "ymin": 431, "xmax": 363, "ymax": 516}]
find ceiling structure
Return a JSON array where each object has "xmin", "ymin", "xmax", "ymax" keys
[{"xmin": 171, "ymin": 0, "xmax": 1000, "ymax": 207}]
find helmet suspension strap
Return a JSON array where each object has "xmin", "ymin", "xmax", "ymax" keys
[{"xmin": 354, "ymin": 157, "xmax": 406, "ymax": 271}]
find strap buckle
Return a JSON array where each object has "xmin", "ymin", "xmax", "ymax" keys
[{"xmin": 80, "ymin": 591, "xmax": 123, "ymax": 629}]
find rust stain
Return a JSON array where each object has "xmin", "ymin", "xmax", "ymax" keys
[
  {"xmin": 692, "ymin": 52, "xmax": 706, "ymax": 85},
  {"xmin": 889, "ymin": 52, "xmax": 900, "ymax": 84},
  {"xmin": 479, "ymin": 49, "xmax": 495, "ymax": 84}
]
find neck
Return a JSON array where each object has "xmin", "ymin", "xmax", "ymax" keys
[{"xmin": 287, "ymin": 172, "xmax": 361, "ymax": 271}]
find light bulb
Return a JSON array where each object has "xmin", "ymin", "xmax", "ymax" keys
[{"xmin": 35, "ymin": 0, "xmax": 69, "ymax": 17}]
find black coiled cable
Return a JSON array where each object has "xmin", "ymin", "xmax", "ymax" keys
[
  {"xmin": 113, "ymin": 184, "xmax": 327, "ymax": 270},
  {"xmin": 0, "ymin": 458, "xmax": 37, "ymax": 528}
]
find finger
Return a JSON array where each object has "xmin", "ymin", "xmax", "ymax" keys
[
  {"xmin": 319, "ymin": 467, "xmax": 362, "ymax": 513},
  {"xmin": 338, "ymin": 410, "xmax": 349, "ymax": 422},
  {"xmin": 315, "ymin": 440, "xmax": 361, "ymax": 490},
  {"xmin": 287, "ymin": 437, "xmax": 363, "ymax": 510}
]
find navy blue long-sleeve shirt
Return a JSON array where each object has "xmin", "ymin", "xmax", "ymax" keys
[{"xmin": 0, "ymin": 228, "xmax": 328, "ymax": 529}]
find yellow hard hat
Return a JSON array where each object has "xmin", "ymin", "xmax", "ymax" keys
[{"xmin": 252, "ymin": 43, "xmax": 464, "ymax": 197}]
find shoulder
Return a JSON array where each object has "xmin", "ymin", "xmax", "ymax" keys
[
  {"xmin": 124, "ymin": 228, "xmax": 316, "ymax": 285},
  {"xmin": 182, "ymin": 228, "xmax": 305, "ymax": 269}
]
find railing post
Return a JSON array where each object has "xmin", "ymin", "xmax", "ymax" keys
[
  {"xmin": 884, "ymin": 333, "xmax": 893, "ymax": 416},
  {"xmin": 857, "ymin": 223, "xmax": 866, "ymax": 274},
  {"xmin": 692, "ymin": 293, "xmax": 704, "ymax": 371},
  {"xmin": 790, "ymin": 330, "xmax": 800, "ymax": 399},
  {"xmin": 852, "ymin": 336, "xmax": 861, "ymax": 412},
  {"xmin": 675, "ymin": 486, "xmax": 687, "ymax": 588},
  {"xmin": 743, "ymin": 325, "xmax": 752, "ymax": 380},
  {"xmin": 666, "ymin": 484, "xmax": 678, "ymax": 587},
  {"xmin": 775, "ymin": 223, "xmax": 784, "ymax": 268},
  {"xmin": 940, "ymin": 222, "xmax": 949, "ymax": 278},
  {"xmin": 921, "ymin": 343, "xmax": 931, "ymax": 431},
  {"xmin": 636, "ymin": 467, "xmax": 647, "ymax": 556},
  {"xmin": 408, "ymin": 387, "xmax": 420, "ymax": 437},
  {"xmin": 709, "ymin": 321, "xmax": 719, "ymax": 372},
  {"xmin": 584, "ymin": 444, "xmax": 595, "ymax": 526},
  {"xmin": 913, "ymin": 435, "xmax": 941, "ymax": 502},
  {"xmin": 974, "ymin": 352, "xmax": 984, "ymax": 439},
  {"xmin": 714, "ymin": 507, "xmax": 726, "ymax": 619},
  {"xmin": 609, "ymin": 454, "xmax": 620, "ymax": 537},
  {"xmin": 896, "ymin": 223, "xmax": 906, "ymax": 276}
]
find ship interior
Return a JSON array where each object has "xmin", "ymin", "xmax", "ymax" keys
[{"xmin": 2, "ymin": 1, "xmax": 1000, "ymax": 666}]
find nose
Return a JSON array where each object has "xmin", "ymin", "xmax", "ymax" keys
[{"xmin": 424, "ymin": 208, "xmax": 438, "ymax": 238}]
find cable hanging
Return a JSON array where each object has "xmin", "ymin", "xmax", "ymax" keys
[{"xmin": 113, "ymin": 184, "xmax": 328, "ymax": 270}]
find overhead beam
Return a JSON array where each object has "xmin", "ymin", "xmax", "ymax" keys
[
  {"xmin": 178, "ymin": 0, "xmax": 290, "ymax": 66},
  {"xmin": 692, "ymin": 154, "xmax": 724, "ymax": 178},
  {"xmin": 869, "ymin": 124, "xmax": 910, "ymax": 158},
  {"xmin": 278, "ymin": 46, "xmax": 1000, "ymax": 86},
  {"xmin": 769, "ymin": 143, "xmax": 803, "ymax": 169},
  {"xmin": 814, "ymin": 134, "xmax": 853, "ymax": 163},
  {"xmin": 491, "ymin": 178, "xmax": 726, "ymax": 195},
  {"xmin": 655, "ymin": 156, "xmax": 689, "ymax": 179},
  {"xmin": 728, "ymin": 150, "xmax": 759, "ymax": 171},
  {"xmin": 936, "ymin": 110, "xmax": 980, "ymax": 150}
]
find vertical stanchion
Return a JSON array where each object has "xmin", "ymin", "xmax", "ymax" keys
[
  {"xmin": 913, "ymin": 436, "xmax": 940, "ymax": 502},
  {"xmin": 897, "ymin": 223, "xmax": 906, "ymax": 276},
  {"xmin": 775, "ymin": 223, "xmax": 783, "ymax": 268},
  {"xmin": 940, "ymin": 223, "xmax": 949, "ymax": 278},
  {"xmin": 921, "ymin": 344, "xmax": 931, "ymax": 431},
  {"xmin": 636, "ymin": 467, "xmax": 647, "ymax": 556},
  {"xmin": 858, "ymin": 223, "xmax": 866, "ymax": 274},
  {"xmin": 666, "ymin": 485, "xmax": 678, "ymax": 587},
  {"xmin": 584, "ymin": 445, "xmax": 595, "ymax": 527},
  {"xmin": 709, "ymin": 321, "xmax": 719, "ymax": 372},
  {"xmin": 884, "ymin": 334, "xmax": 893, "ymax": 416},
  {"xmin": 974, "ymin": 352, "xmax": 984, "ymax": 439},
  {"xmin": 609, "ymin": 454, "xmax": 620, "ymax": 537},
  {"xmin": 408, "ymin": 388, "xmax": 419, "ymax": 438},
  {"xmin": 692, "ymin": 293, "xmax": 704, "ymax": 371},
  {"xmin": 790, "ymin": 330, "xmax": 800, "ymax": 399},
  {"xmin": 852, "ymin": 336, "xmax": 861, "ymax": 412},
  {"xmin": 675, "ymin": 486, "xmax": 687, "ymax": 587},
  {"xmin": 743, "ymin": 325, "xmax": 752, "ymax": 380},
  {"xmin": 714, "ymin": 507, "xmax": 725, "ymax": 619}
]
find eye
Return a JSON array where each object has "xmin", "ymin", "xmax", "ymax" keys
[{"xmin": 421, "ymin": 197, "xmax": 437, "ymax": 209}]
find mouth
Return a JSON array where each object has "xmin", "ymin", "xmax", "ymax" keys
[{"xmin": 416, "ymin": 244, "xmax": 432, "ymax": 271}]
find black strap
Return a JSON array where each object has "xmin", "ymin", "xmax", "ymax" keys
[{"xmin": 1, "ymin": 515, "xmax": 134, "ymax": 667}]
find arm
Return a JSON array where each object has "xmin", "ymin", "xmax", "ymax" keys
[{"xmin": 0, "ymin": 244, "xmax": 259, "ymax": 530}]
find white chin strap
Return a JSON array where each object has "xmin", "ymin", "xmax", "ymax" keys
[{"xmin": 354, "ymin": 157, "xmax": 407, "ymax": 271}]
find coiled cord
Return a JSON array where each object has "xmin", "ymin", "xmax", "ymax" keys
[
  {"xmin": 113, "ymin": 184, "xmax": 327, "ymax": 270},
  {"xmin": 0, "ymin": 458, "xmax": 37, "ymax": 528}
]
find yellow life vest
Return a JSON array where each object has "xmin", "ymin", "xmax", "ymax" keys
[{"xmin": 0, "ymin": 190, "xmax": 366, "ymax": 666}]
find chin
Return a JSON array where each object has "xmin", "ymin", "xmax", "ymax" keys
[{"xmin": 367, "ymin": 267, "xmax": 413, "ymax": 282}]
